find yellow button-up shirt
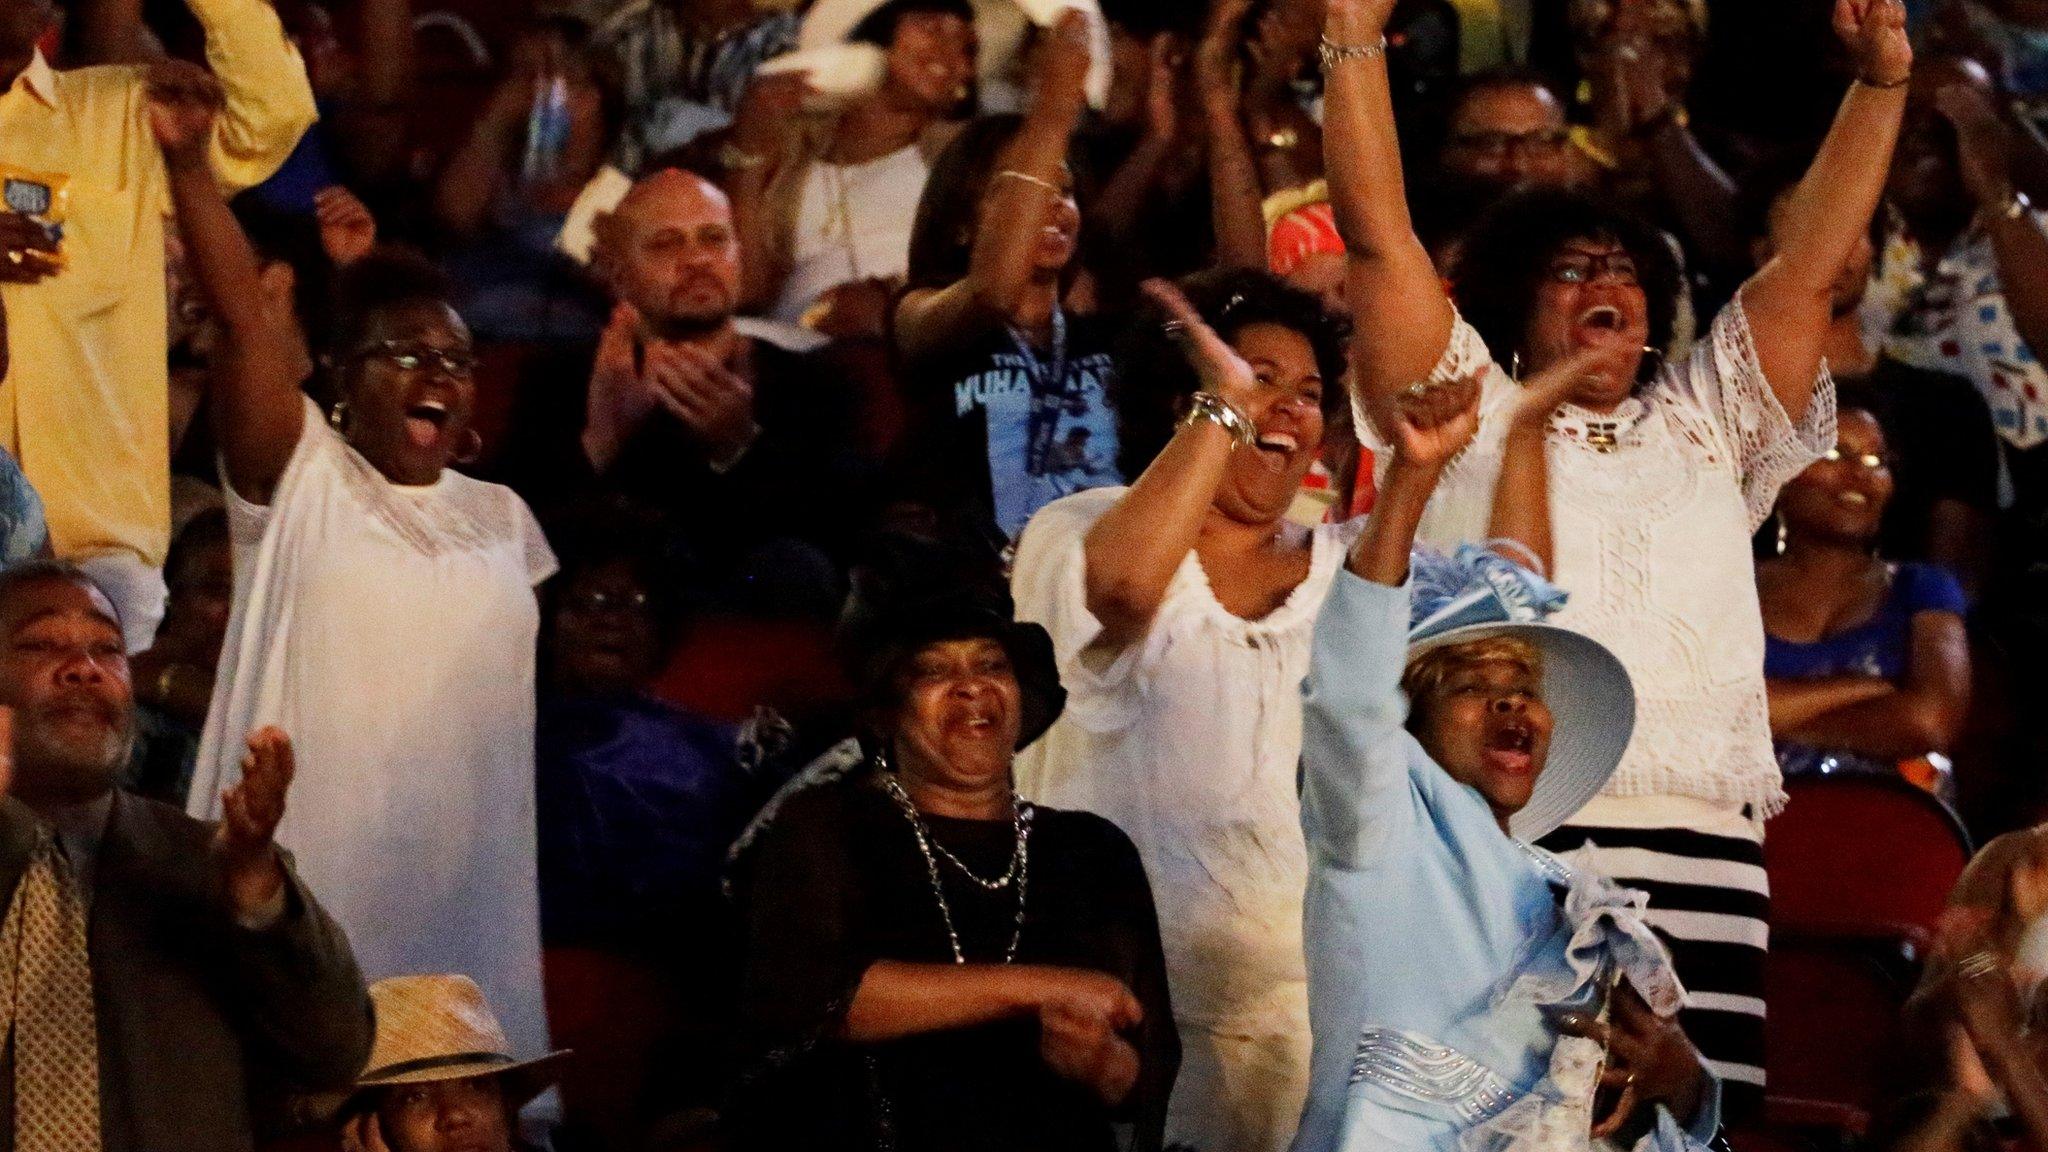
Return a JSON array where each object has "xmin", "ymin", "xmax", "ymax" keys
[{"xmin": 0, "ymin": 0, "xmax": 316, "ymax": 566}]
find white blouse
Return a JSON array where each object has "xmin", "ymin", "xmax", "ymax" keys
[
  {"xmin": 1357, "ymin": 300, "xmax": 1834, "ymax": 820},
  {"xmin": 192, "ymin": 398, "xmax": 559, "ymax": 1061},
  {"xmin": 774, "ymin": 143, "xmax": 928, "ymax": 324},
  {"xmin": 1012, "ymin": 487, "xmax": 1360, "ymax": 1030}
]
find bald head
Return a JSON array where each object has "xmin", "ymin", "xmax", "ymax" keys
[{"xmin": 596, "ymin": 168, "xmax": 744, "ymax": 341}]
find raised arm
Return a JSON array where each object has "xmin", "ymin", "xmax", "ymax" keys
[
  {"xmin": 211, "ymin": 729, "xmax": 375, "ymax": 1088},
  {"xmin": 1483, "ymin": 345, "xmax": 1640, "ymax": 572},
  {"xmin": 1087, "ymin": 34, "xmax": 1184, "ymax": 266},
  {"xmin": 1739, "ymin": 0, "xmax": 1910, "ymax": 423},
  {"xmin": 1322, "ymin": 0, "xmax": 1456, "ymax": 411},
  {"xmin": 1347, "ymin": 375, "xmax": 1479, "ymax": 585},
  {"xmin": 1301, "ymin": 375, "xmax": 1478, "ymax": 867},
  {"xmin": 1080, "ymin": 282, "xmax": 1265, "ymax": 648},
  {"xmin": 433, "ymin": 72, "xmax": 542, "ymax": 239},
  {"xmin": 1198, "ymin": 0, "xmax": 1272, "ymax": 274},
  {"xmin": 150, "ymin": 64, "xmax": 306, "ymax": 504},
  {"xmin": 1937, "ymin": 83, "xmax": 2048, "ymax": 378},
  {"xmin": 184, "ymin": 0, "xmax": 320, "ymax": 193},
  {"xmin": 894, "ymin": 11, "xmax": 1092, "ymax": 364},
  {"xmin": 68, "ymin": 0, "xmax": 162, "ymax": 64},
  {"xmin": 722, "ymin": 73, "xmax": 811, "ymax": 313}
]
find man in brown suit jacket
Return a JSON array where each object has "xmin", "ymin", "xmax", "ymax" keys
[{"xmin": 0, "ymin": 559, "xmax": 373, "ymax": 1150}]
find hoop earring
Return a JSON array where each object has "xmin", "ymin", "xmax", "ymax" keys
[
  {"xmin": 1639, "ymin": 344, "xmax": 1666, "ymax": 381},
  {"xmin": 455, "ymin": 429, "xmax": 484, "ymax": 466},
  {"xmin": 327, "ymin": 400, "xmax": 350, "ymax": 433},
  {"xmin": 1774, "ymin": 512, "xmax": 1789, "ymax": 557}
]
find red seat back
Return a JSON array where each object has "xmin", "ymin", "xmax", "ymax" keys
[
  {"xmin": 1765, "ymin": 774, "xmax": 1971, "ymax": 949},
  {"xmin": 1761, "ymin": 939, "xmax": 1909, "ymax": 1136}
]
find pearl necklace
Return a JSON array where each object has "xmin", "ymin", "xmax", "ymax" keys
[{"xmin": 881, "ymin": 772, "xmax": 1032, "ymax": 965}]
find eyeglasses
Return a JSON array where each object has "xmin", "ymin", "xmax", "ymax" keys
[
  {"xmin": 1820, "ymin": 446, "xmax": 1890, "ymax": 471},
  {"xmin": 564, "ymin": 589, "xmax": 651, "ymax": 614},
  {"xmin": 1449, "ymin": 128, "xmax": 1571, "ymax": 158},
  {"xmin": 1546, "ymin": 250, "xmax": 1640, "ymax": 286},
  {"xmin": 350, "ymin": 341, "xmax": 478, "ymax": 379}
]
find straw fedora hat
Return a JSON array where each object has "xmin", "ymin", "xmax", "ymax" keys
[
  {"xmin": 355, "ymin": 975, "xmax": 571, "ymax": 1107},
  {"xmin": 1403, "ymin": 546, "xmax": 1637, "ymax": 843}
]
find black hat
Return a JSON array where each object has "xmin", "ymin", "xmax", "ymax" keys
[{"xmin": 844, "ymin": 592, "xmax": 1067, "ymax": 750}]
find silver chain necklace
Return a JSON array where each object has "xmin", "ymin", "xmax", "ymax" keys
[{"xmin": 880, "ymin": 770, "xmax": 1032, "ymax": 965}]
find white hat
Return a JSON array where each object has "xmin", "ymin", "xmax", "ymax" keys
[
  {"xmin": 761, "ymin": 0, "xmax": 1111, "ymax": 109},
  {"xmin": 1404, "ymin": 546, "xmax": 1637, "ymax": 843}
]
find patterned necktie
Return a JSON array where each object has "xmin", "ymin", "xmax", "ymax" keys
[{"xmin": 0, "ymin": 833, "xmax": 102, "ymax": 1151}]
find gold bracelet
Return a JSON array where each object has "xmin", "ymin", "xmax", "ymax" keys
[
  {"xmin": 1181, "ymin": 391, "xmax": 1256, "ymax": 449},
  {"xmin": 1318, "ymin": 34, "xmax": 1388, "ymax": 71},
  {"xmin": 996, "ymin": 169, "xmax": 1065, "ymax": 198}
]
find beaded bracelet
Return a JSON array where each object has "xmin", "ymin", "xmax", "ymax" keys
[{"xmin": 1318, "ymin": 34, "xmax": 1388, "ymax": 71}]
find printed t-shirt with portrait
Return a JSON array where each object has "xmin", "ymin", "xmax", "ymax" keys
[{"xmin": 902, "ymin": 310, "xmax": 1123, "ymax": 541}]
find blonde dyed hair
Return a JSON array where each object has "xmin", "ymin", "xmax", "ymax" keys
[{"xmin": 1402, "ymin": 636, "xmax": 1545, "ymax": 726}]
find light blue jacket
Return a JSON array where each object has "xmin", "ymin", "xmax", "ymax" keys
[{"xmin": 1293, "ymin": 571, "xmax": 1721, "ymax": 1152}]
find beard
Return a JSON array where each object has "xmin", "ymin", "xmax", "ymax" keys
[
  {"xmin": 15, "ymin": 712, "xmax": 133, "ymax": 804},
  {"xmin": 643, "ymin": 308, "xmax": 732, "ymax": 342}
]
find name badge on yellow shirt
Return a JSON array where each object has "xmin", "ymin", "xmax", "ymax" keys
[{"xmin": 0, "ymin": 164, "xmax": 69, "ymax": 270}]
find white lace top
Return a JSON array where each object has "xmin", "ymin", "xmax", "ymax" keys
[
  {"xmin": 192, "ymin": 397, "xmax": 559, "ymax": 1059},
  {"xmin": 1357, "ymin": 301, "xmax": 1834, "ymax": 819}
]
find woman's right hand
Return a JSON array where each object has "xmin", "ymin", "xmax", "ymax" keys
[
  {"xmin": 146, "ymin": 60, "xmax": 226, "ymax": 175},
  {"xmin": 1032, "ymin": 10, "xmax": 1094, "ymax": 131},
  {"xmin": 1509, "ymin": 345, "xmax": 1640, "ymax": 430},
  {"xmin": 730, "ymin": 73, "xmax": 813, "ymax": 160}
]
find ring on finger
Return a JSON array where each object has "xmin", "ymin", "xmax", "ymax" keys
[
  {"xmin": 1162, "ymin": 320, "xmax": 1188, "ymax": 341},
  {"xmin": 1405, "ymin": 380, "xmax": 1432, "ymax": 399},
  {"xmin": 1959, "ymin": 950, "xmax": 2001, "ymax": 980}
]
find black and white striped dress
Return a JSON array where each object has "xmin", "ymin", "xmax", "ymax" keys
[{"xmin": 1541, "ymin": 795, "xmax": 1771, "ymax": 1121}]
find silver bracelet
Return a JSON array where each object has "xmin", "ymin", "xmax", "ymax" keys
[
  {"xmin": 1318, "ymin": 34, "xmax": 1388, "ymax": 71},
  {"xmin": 1181, "ymin": 391, "xmax": 1256, "ymax": 448},
  {"xmin": 2006, "ymin": 188, "xmax": 2034, "ymax": 222},
  {"xmin": 996, "ymin": 169, "xmax": 1065, "ymax": 199}
]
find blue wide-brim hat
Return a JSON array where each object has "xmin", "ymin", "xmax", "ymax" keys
[{"xmin": 1406, "ymin": 546, "xmax": 1637, "ymax": 843}]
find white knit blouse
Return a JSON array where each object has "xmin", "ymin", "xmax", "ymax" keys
[{"xmin": 1358, "ymin": 299, "xmax": 1835, "ymax": 819}]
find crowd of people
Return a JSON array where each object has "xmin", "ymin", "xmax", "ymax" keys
[{"xmin": 2, "ymin": 0, "xmax": 2048, "ymax": 1147}]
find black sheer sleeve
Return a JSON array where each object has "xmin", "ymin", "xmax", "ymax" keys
[
  {"xmin": 1080, "ymin": 814, "xmax": 1180, "ymax": 1152},
  {"xmin": 732, "ymin": 782, "xmax": 873, "ymax": 1067}
]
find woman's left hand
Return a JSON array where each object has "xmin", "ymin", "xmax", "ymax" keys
[
  {"xmin": 1141, "ymin": 278, "xmax": 1263, "ymax": 418},
  {"xmin": 1384, "ymin": 371, "xmax": 1482, "ymax": 473},
  {"xmin": 1558, "ymin": 985, "xmax": 1708, "ymax": 1140},
  {"xmin": 1039, "ymin": 996, "xmax": 1142, "ymax": 1106},
  {"xmin": 1836, "ymin": 0, "xmax": 1912, "ymax": 88}
]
